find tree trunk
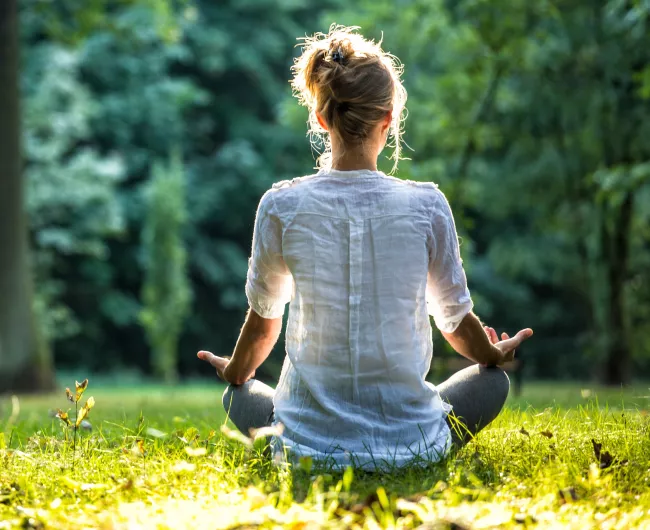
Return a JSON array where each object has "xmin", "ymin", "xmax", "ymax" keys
[
  {"xmin": 602, "ymin": 191, "xmax": 634, "ymax": 385},
  {"xmin": 0, "ymin": 0, "xmax": 55, "ymax": 393}
]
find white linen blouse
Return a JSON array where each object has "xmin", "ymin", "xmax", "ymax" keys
[{"xmin": 245, "ymin": 168, "xmax": 473, "ymax": 469}]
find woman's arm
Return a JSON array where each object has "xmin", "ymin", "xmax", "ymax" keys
[
  {"xmin": 224, "ymin": 309, "xmax": 282, "ymax": 384},
  {"xmin": 198, "ymin": 309, "xmax": 282, "ymax": 385},
  {"xmin": 198, "ymin": 189, "xmax": 291, "ymax": 384},
  {"xmin": 441, "ymin": 311, "xmax": 533, "ymax": 366}
]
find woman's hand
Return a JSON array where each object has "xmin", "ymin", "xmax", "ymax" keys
[
  {"xmin": 198, "ymin": 351, "xmax": 230, "ymax": 381},
  {"xmin": 483, "ymin": 326, "xmax": 533, "ymax": 365},
  {"xmin": 197, "ymin": 350, "xmax": 256, "ymax": 383}
]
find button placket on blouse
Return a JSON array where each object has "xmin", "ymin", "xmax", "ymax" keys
[{"xmin": 348, "ymin": 216, "xmax": 364, "ymax": 404}]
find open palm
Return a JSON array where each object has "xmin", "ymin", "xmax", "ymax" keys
[{"xmin": 484, "ymin": 326, "xmax": 533, "ymax": 364}]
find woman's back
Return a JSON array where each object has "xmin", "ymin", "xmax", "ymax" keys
[
  {"xmin": 201, "ymin": 26, "xmax": 527, "ymax": 471},
  {"xmin": 251, "ymin": 168, "xmax": 472, "ymax": 467}
]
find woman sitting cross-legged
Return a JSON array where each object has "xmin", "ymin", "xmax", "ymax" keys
[{"xmin": 198, "ymin": 25, "xmax": 533, "ymax": 470}]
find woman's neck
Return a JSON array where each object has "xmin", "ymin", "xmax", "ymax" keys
[{"xmin": 330, "ymin": 146, "xmax": 378, "ymax": 172}]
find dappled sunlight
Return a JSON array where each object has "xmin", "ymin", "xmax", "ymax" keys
[{"xmin": 2, "ymin": 384, "xmax": 650, "ymax": 528}]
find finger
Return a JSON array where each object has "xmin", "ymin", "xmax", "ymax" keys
[
  {"xmin": 489, "ymin": 327, "xmax": 499, "ymax": 344},
  {"xmin": 514, "ymin": 328, "xmax": 533, "ymax": 342},
  {"xmin": 501, "ymin": 332, "xmax": 510, "ymax": 340},
  {"xmin": 197, "ymin": 350, "xmax": 221, "ymax": 368},
  {"xmin": 498, "ymin": 329, "xmax": 533, "ymax": 353}
]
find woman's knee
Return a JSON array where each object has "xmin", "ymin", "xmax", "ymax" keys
[
  {"xmin": 482, "ymin": 365, "xmax": 510, "ymax": 405},
  {"xmin": 222, "ymin": 381, "xmax": 251, "ymax": 414}
]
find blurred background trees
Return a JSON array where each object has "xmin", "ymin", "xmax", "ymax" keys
[
  {"xmin": 1, "ymin": 0, "xmax": 649, "ymax": 392},
  {"xmin": 140, "ymin": 150, "xmax": 191, "ymax": 383},
  {"xmin": 0, "ymin": 0, "xmax": 54, "ymax": 392}
]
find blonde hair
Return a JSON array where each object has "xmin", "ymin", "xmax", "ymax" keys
[{"xmin": 291, "ymin": 24, "xmax": 407, "ymax": 173}]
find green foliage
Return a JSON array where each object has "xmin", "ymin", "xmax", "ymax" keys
[
  {"xmin": 21, "ymin": 0, "xmax": 192, "ymax": 44},
  {"xmin": 21, "ymin": 0, "xmax": 335, "ymax": 374},
  {"xmin": 140, "ymin": 151, "xmax": 192, "ymax": 383},
  {"xmin": 23, "ymin": 43, "xmax": 125, "ymax": 342},
  {"xmin": 1, "ymin": 383, "xmax": 650, "ymax": 527},
  {"xmin": 20, "ymin": 0, "xmax": 650, "ymax": 381}
]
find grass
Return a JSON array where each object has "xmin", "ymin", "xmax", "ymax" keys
[{"xmin": 1, "ymin": 380, "xmax": 650, "ymax": 529}]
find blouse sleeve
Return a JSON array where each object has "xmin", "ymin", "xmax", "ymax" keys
[
  {"xmin": 426, "ymin": 190, "xmax": 473, "ymax": 333},
  {"xmin": 245, "ymin": 190, "xmax": 293, "ymax": 319}
]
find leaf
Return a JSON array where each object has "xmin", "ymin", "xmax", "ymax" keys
[
  {"xmin": 245, "ymin": 486, "xmax": 267, "ymax": 511},
  {"xmin": 558, "ymin": 486, "xmax": 578, "ymax": 504},
  {"xmin": 342, "ymin": 466, "xmax": 354, "ymax": 492},
  {"xmin": 220, "ymin": 425, "xmax": 253, "ymax": 448},
  {"xmin": 249, "ymin": 423, "xmax": 284, "ymax": 440},
  {"xmin": 55, "ymin": 410, "xmax": 71, "ymax": 427},
  {"xmin": 540, "ymin": 430, "xmax": 553, "ymax": 438},
  {"xmin": 299, "ymin": 456, "xmax": 313, "ymax": 474},
  {"xmin": 519, "ymin": 427, "xmax": 530, "ymax": 436},
  {"xmin": 59, "ymin": 476, "xmax": 80, "ymax": 492},
  {"xmin": 172, "ymin": 461, "xmax": 196, "ymax": 474},
  {"xmin": 146, "ymin": 428, "xmax": 168, "ymax": 439},
  {"xmin": 80, "ymin": 483, "xmax": 108, "ymax": 492},
  {"xmin": 130, "ymin": 440, "xmax": 145, "ymax": 456},
  {"xmin": 75, "ymin": 407, "xmax": 89, "ymax": 428},
  {"xmin": 75, "ymin": 379, "xmax": 88, "ymax": 402},
  {"xmin": 184, "ymin": 446, "xmax": 207, "ymax": 457},
  {"xmin": 592, "ymin": 439, "xmax": 615, "ymax": 469},
  {"xmin": 253, "ymin": 435, "xmax": 267, "ymax": 454},
  {"xmin": 514, "ymin": 513, "xmax": 538, "ymax": 524},
  {"xmin": 376, "ymin": 487, "xmax": 390, "ymax": 510},
  {"xmin": 178, "ymin": 427, "xmax": 200, "ymax": 444},
  {"xmin": 73, "ymin": 396, "xmax": 95, "ymax": 428}
]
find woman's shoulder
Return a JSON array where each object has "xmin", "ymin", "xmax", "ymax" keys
[
  {"xmin": 382, "ymin": 175, "xmax": 449, "ymax": 206},
  {"xmin": 269, "ymin": 173, "xmax": 320, "ymax": 192},
  {"xmin": 383, "ymin": 175, "xmax": 441, "ymax": 192},
  {"xmin": 257, "ymin": 173, "xmax": 320, "ymax": 217}
]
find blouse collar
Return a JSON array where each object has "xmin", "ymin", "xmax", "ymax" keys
[{"xmin": 319, "ymin": 168, "xmax": 385, "ymax": 178}]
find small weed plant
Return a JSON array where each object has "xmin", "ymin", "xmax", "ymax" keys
[{"xmin": 54, "ymin": 378, "xmax": 95, "ymax": 468}]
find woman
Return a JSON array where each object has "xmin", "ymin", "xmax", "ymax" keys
[{"xmin": 198, "ymin": 26, "xmax": 533, "ymax": 469}]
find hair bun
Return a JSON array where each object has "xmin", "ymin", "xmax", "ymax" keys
[
  {"xmin": 328, "ymin": 39, "xmax": 353, "ymax": 66},
  {"xmin": 331, "ymin": 46, "xmax": 345, "ymax": 64},
  {"xmin": 291, "ymin": 24, "xmax": 407, "ymax": 173}
]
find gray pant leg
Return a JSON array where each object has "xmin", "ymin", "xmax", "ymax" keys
[
  {"xmin": 222, "ymin": 379, "xmax": 275, "ymax": 437},
  {"xmin": 437, "ymin": 364, "xmax": 510, "ymax": 446}
]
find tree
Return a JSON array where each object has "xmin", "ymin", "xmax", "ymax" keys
[
  {"xmin": 0, "ymin": 0, "xmax": 54, "ymax": 392},
  {"xmin": 140, "ymin": 151, "xmax": 192, "ymax": 383},
  {"xmin": 21, "ymin": 0, "xmax": 338, "ymax": 377},
  {"xmin": 0, "ymin": 0, "xmax": 183, "ymax": 389},
  {"xmin": 24, "ymin": 43, "xmax": 125, "ymax": 344}
]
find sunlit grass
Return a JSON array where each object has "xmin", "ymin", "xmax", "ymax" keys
[{"xmin": 1, "ymin": 380, "xmax": 649, "ymax": 529}]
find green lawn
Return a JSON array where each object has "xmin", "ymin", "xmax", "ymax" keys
[{"xmin": 1, "ymin": 380, "xmax": 649, "ymax": 529}]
